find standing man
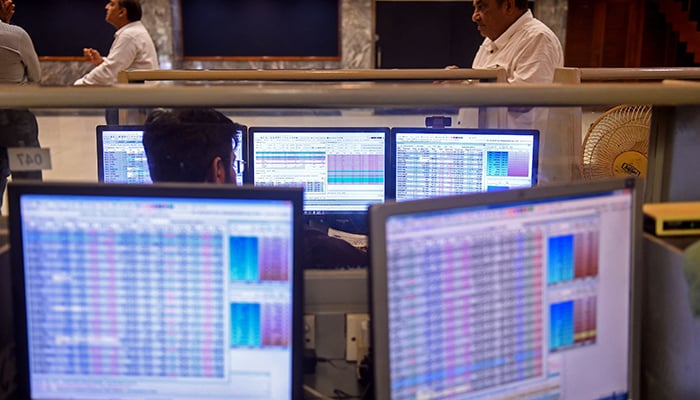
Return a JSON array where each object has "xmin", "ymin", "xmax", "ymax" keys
[
  {"xmin": 460, "ymin": 0, "xmax": 564, "ymax": 128},
  {"xmin": 0, "ymin": 0, "xmax": 42, "ymax": 207},
  {"xmin": 460, "ymin": 0, "xmax": 570, "ymax": 182},
  {"xmin": 471, "ymin": 0, "xmax": 563, "ymax": 86},
  {"xmin": 448, "ymin": 0, "xmax": 563, "ymax": 87},
  {"xmin": 74, "ymin": 0, "xmax": 158, "ymax": 86}
]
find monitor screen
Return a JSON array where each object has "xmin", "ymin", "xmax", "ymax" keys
[
  {"xmin": 247, "ymin": 127, "xmax": 389, "ymax": 215},
  {"xmin": 8, "ymin": 182, "xmax": 303, "ymax": 400},
  {"xmin": 97, "ymin": 125, "xmax": 247, "ymax": 185},
  {"xmin": 369, "ymin": 178, "xmax": 641, "ymax": 400},
  {"xmin": 390, "ymin": 127, "xmax": 539, "ymax": 201}
]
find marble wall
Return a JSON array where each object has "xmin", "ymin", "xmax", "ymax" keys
[
  {"xmin": 535, "ymin": 0, "xmax": 568, "ymax": 50},
  {"xmin": 40, "ymin": 0, "xmax": 566, "ymax": 86}
]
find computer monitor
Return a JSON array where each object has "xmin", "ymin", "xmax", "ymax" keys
[
  {"xmin": 246, "ymin": 127, "xmax": 389, "ymax": 232},
  {"xmin": 389, "ymin": 127, "xmax": 539, "ymax": 201},
  {"xmin": 97, "ymin": 124, "xmax": 247, "ymax": 185},
  {"xmin": 369, "ymin": 178, "xmax": 641, "ymax": 400},
  {"xmin": 8, "ymin": 182, "xmax": 304, "ymax": 400}
]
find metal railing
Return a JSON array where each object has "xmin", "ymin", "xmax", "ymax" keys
[{"xmin": 117, "ymin": 68, "xmax": 508, "ymax": 84}]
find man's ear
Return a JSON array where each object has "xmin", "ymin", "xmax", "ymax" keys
[
  {"xmin": 504, "ymin": 0, "xmax": 515, "ymax": 12},
  {"xmin": 205, "ymin": 156, "xmax": 227, "ymax": 184}
]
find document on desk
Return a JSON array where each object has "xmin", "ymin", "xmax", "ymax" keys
[{"xmin": 328, "ymin": 227, "xmax": 368, "ymax": 250}]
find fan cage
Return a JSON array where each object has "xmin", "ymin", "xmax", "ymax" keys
[{"xmin": 582, "ymin": 104, "xmax": 652, "ymax": 179}]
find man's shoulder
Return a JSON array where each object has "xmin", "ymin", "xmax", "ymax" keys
[
  {"xmin": 520, "ymin": 17, "xmax": 559, "ymax": 41},
  {"xmin": 0, "ymin": 21, "xmax": 30, "ymax": 38},
  {"xmin": 119, "ymin": 21, "xmax": 150, "ymax": 38}
]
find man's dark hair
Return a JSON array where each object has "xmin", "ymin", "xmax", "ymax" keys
[
  {"xmin": 497, "ymin": 0, "xmax": 529, "ymax": 10},
  {"xmin": 143, "ymin": 108, "xmax": 239, "ymax": 183},
  {"xmin": 118, "ymin": 0, "xmax": 142, "ymax": 21}
]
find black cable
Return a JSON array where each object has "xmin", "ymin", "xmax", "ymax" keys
[
  {"xmin": 332, "ymin": 388, "xmax": 361, "ymax": 399},
  {"xmin": 316, "ymin": 357, "xmax": 352, "ymax": 370}
]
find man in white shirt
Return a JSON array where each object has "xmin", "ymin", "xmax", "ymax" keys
[
  {"xmin": 460, "ymin": 0, "xmax": 563, "ymax": 128},
  {"xmin": 74, "ymin": 0, "xmax": 158, "ymax": 86},
  {"xmin": 471, "ymin": 0, "xmax": 563, "ymax": 85},
  {"xmin": 460, "ymin": 0, "xmax": 573, "ymax": 182}
]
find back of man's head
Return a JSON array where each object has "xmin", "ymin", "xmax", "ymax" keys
[
  {"xmin": 119, "ymin": 0, "xmax": 142, "ymax": 22},
  {"xmin": 516, "ymin": 0, "xmax": 529, "ymax": 10},
  {"xmin": 505, "ymin": 0, "xmax": 529, "ymax": 10},
  {"xmin": 143, "ymin": 108, "xmax": 238, "ymax": 183}
]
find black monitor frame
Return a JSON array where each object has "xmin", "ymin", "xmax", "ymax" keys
[
  {"xmin": 369, "ymin": 177, "xmax": 642, "ymax": 400},
  {"xmin": 8, "ymin": 181, "xmax": 304, "ymax": 400}
]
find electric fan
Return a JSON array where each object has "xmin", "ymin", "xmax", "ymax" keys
[{"xmin": 581, "ymin": 104, "xmax": 651, "ymax": 179}]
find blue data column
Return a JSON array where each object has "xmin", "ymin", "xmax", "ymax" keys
[
  {"xmin": 230, "ymin": 303, "xmax": 262, "ymax": 347},
  {"xmin": 230, "ymin": 236, "xmax": 259, "ymax": 282}
]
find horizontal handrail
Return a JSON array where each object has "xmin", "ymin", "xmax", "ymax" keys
[
  {"xmin": 579, "ymin": 67, "xmax": 700, "ymax": 80},
  {"xmin": 1, "ymin": 81, "xmax": 699, "ymax": 108},
  {"xmin": 117, "ymin": 68, "xmax": 507, "ymax": 84}
]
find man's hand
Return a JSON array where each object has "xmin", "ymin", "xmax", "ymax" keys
[
  {"xmin": 0, "ymin": 0, "xmax": 15, "ymax": 23},
  {"xmin": 83, "ymin": 48, "xmax": 104, "ymax": 66},
  {"xmin": 434, "ymin": 65, "xmax": 463, "ymax": 84}
]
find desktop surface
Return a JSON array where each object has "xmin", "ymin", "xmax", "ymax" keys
[
  {"xmin": 370, "ymin": 178, "xmax": 641, "ymax": 400},
  {"xmin": 9, "ymin": 182, "xmax": 303, "ymax": 400}
]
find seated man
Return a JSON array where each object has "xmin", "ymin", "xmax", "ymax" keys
[
  {"xmin": 142, "ymin": 108, "xmax": 368, "ymax": 269},
  {"xmin": 142, "ymin": 108, "xmax": 238, "ymax": 184}
]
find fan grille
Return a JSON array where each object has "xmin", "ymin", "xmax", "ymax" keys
[{"xmin": 582, "ymin": 104, "xmax": 651, "ymax": 179}]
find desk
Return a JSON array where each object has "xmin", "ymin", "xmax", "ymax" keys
[
  {"xmin": 304, "ymin": 361, "xmax": 366, "ymax": 399},
  {"xmin": 641, "ymin": 234, "xmax": 700, "ymax": 399}
]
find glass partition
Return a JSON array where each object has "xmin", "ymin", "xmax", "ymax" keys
[{"xmin": 0, "ymin": 81, "xmax": 694, "ymax": 212}]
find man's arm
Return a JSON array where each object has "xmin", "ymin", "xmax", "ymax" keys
[
  {"xmin": 74, "ymin": 33, "xmax": 137, "ymax": 86},
  {"xmin": 19, "ymin": 29, "xmax": 40, "ymax": 83}
]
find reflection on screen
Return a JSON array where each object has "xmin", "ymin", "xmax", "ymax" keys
[
  {"xmin": 250, "ymin": 128, "xmax": 388, "ymax": 213},
  {"xmin": 18, "ymin": 194, "xmax": 295, "ymax": 399},
  {"xmin": 392, "ymin": 128, "xmax": 538, "ymax": 201},
  {"xmin": 99, "ymin": 128, "xmax": 245, "ymax": 185},
  {"xmin": 381, "ymin": 188, "xmax": 634, "ymax": 399}
]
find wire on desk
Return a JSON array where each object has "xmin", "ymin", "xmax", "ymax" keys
[
  {"xmin": 316, "ymin": 357, "xmax": 352, "ymax": 370},
  {"xmin": 307, "ymin": 359, "xmax": 370, "ymax": 400},
  {"xmin": 303, "ymin": 384, "xmax": 332, "ymax": 400},
  {"xmin": 333, "ymin": 388, "xmax": 364, "ymax": 399}
]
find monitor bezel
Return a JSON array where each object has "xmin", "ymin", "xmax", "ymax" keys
[
  {"xmin": 387, "ymin": 127, "xmax": 540, "ymax": 200},
  {"xmin": 369, "ymin": 177, "xmax": 642, "ymax": 400},
  {"xmin": 245, "ymin": 126, "xmax": 391, "ymax": 216},
  {"xmin": 96, "ymin": 124, "xmax": 249, "ymax": 184},
  {"xmin": 8, "ymin": 181, "xmax": 305, "ymax": 400}
]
